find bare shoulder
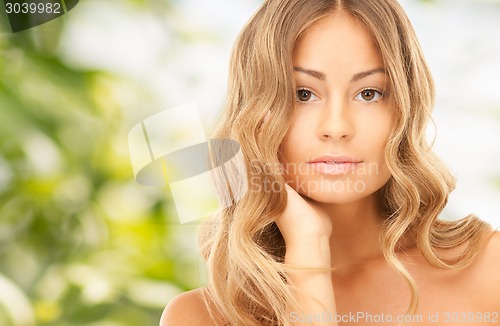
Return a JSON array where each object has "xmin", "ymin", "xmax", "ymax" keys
[
  {"xmin": 470, "ymin": 230, "xmax": 500, "ymax": 308},
  {"xmin": 160, "ymin": 287, "xmax": 226, "ymax": 326},
  {"xmin": 485, "ymin": 229, "xmax": 500, "ymax": 248},
  {"xmin": 476, "ymin": 230, "xmax": 500, "ymax": 268}
]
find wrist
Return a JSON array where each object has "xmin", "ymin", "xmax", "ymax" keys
[{"xmin": 285, "ymin": 236, "xmax": 331, "ymax": 267}]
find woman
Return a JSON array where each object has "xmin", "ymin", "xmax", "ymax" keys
[{"xmin": 161, "ymin": 0, "xmax": 500, "ymax": 325}]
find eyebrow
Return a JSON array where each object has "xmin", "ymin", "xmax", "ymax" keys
[
  {"xmin": 293, "ymin": 66, "xmax": 326, "ymax": 80},
  {"xmin": 293, "ymin": 66, "xmax": 386, "ymax": 83}
]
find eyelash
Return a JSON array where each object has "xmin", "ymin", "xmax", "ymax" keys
[
  {"xmin": 295, "ymin": 88, "xmax": 319, "ymax": 105},
  {"xmin": 295, "ymin": 87, "xmax": 387, "ymax": 104},
  {"xmin": 355, "ymin": 87, "xmax": 386, "ymax": 103}
]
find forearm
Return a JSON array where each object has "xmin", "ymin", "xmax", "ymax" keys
[{"xmin": 284, "ymin": 236, "xmax": 337, "ymax": 326}]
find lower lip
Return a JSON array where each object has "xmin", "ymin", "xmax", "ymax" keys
[{"xmin": 308, "ymin": 162, "xmax": 360, "ymax": 175}]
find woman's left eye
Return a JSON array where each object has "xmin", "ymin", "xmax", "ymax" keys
[{"xmin": 354, "ymin": 88, "xmax": 385, "ymax": 103}]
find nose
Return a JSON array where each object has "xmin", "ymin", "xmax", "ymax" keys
[{"xmin": 317, "ymin": 98, "xmax": 354, "ymax": 141}]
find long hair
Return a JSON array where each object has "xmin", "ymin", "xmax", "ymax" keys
[{"xmin": 198, "ymin": 0, "xmax": 494, "ymax": 325}]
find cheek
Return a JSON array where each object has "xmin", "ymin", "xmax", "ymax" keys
[
  {"xmin": 281, "ymin": 120, "xmax": 311, "ymax": 160},
  {"xmin": 361, "ymin": 113, "xmax": 393, "ymax": 149}
]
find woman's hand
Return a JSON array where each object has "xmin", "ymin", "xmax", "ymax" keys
[
  {"xmin": 276, "ymin": 184, "xmax": 337, "ymax": 324},
  {"xmin": 275, "ymin": 183, "xmax": 332, "ymax": 248}
]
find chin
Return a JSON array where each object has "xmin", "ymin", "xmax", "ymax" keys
[
  {"xmin": 299, "ymin": 188, "xmax": 369, "ymax": 205},
  {"xmin": 288, "ymin": 176, "xmax": 388, "ymax": 205}
]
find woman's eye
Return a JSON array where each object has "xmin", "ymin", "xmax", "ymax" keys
[
  {"xmin": 296, "ymin": 89, "xmax": 319, "ymax": 103},
  {"xmin": 354, "ymin": 88, "xmax": 384, "ymax": 103}
]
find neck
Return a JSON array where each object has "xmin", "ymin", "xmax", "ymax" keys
[{"xmin": 315, "ymin": 193, "xmax": 387, "ymax": 268}]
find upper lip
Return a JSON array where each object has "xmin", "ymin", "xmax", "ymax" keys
[{"xmin": 307, "ymin": 154, "xmax": 362, "ymax": 164}]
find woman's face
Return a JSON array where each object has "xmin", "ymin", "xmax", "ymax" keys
[{"xmin": 280, "ymin": 11, "xmax": 394, "ymax": 204}]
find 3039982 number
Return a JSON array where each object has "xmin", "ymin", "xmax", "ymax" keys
[
  {"xmin": 443, "ymin": 312, "xmax": 499, "ymax": 323},
  {"xmin": 3, "ymin": 0, "xmax": 78, "ymax": 33},
  {"xmin": 5, "ymin": 2, "xmax": 61, "ymax": 14}
]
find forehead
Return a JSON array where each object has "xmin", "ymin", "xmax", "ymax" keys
[{"xmin": 293, "ymin": 11, "xmax": 384, "ymax": 73}]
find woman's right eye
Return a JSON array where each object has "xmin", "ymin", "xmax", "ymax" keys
[{"xmin": 296, "ymin": 88, "xmax": 319, "ymax": 103}]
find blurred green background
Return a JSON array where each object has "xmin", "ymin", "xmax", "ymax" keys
[
  {"xmin": 0, "ymin": 0, "xmax": 499, "ymax": 325},
  {"xmin": 0, "ymin": 1, "xmax": 215, "ymax": 325}
]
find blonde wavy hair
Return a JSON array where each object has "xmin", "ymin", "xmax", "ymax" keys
[{"xmin": 197, "ymin": 0, "xmax": 494, "ymax": 325}]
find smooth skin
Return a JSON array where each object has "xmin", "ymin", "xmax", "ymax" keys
[{"xmin": 161, "ymin": 10, "xmax": 500, "ymax": 326}]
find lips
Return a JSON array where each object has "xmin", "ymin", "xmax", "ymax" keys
[
  {"xmin": 307, "ymin": 155, "xmax": 362, "ymax": 164},
  {"xmin": 306, "ymin": 155, "xmax": 362, "ymax": 175}
]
